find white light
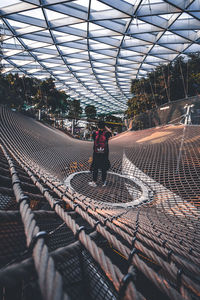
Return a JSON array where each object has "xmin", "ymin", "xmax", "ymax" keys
[{"xmin": 160, "ymin": 106, "xmax": 169, "ymax": 111}]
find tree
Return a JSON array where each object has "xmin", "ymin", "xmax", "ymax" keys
[
  {"xmin": 5, "ymin": 73, "xmax": 26, "ymax": 109},
  {"xmin": 22, "ymin": 76, "xmax": 39, "ymax": 105},
  {"xmin": 187, "ymin": 53, "xmax": 200, "ymax": 95},
  {"xmin": 0, "ymin": 36, "xmax": 9, "ymax": 106},
  {"xmin": 105, "ymin": 115, "xmax": 122, "ymax": 123},
  {"xmin": 85, "ymin": 104, "xmax": 97, "ymax": 119},
  {"xmin": 0, "ymin": 75, "xmax": 9, "ymax": 105},
  {"xmin": 33, "ymin": 77, "xmax": 69, "ymax": 118},
  {"xmin": 68, "ymin": 99, "xmax": 82, "ymax": 124},
  {"xmin": 98, "ymin": 113, "xmax": 106, "ymax": 121},
  {"xmin": 56, "ymin": 91, "xmax": 70, "ymax": 116},
  {"xmin": 127, "ymin": 78, "xmax": 156, "ymax": 118},
  {"xmin": 126, "ymin": 53, "xmax": 200, "ymax": 119},
  {"xmin": 0, "ymin": 69, "xmax": 71, "ymax": 120},
  {"xmin": 35, "ymin": 77, "xmax": 56, "ymax": 110}
]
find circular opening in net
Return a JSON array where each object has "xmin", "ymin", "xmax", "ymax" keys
[{"xmin": 69, "ymin": 172, "xmax": 143, "ymax": 204}]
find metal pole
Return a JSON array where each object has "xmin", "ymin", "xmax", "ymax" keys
[{"xmin": 176, "ymin": 104, "xmax": 193, "ymax": 173}]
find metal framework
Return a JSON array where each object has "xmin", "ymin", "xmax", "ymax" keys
[{"xmin": 1, "ymin": 0, "xmax": 200, "ymax": 114}]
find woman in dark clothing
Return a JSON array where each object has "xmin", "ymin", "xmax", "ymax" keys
[{"xmin": 89, "ymin": 121, "xmax": 112, "ymax": 187}]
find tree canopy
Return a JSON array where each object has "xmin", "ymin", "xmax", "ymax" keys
[
  {"xmin": 85, "ymin": 104, "xmax": 97, "ymax": 119},
  {"xmin": 0, "ymin": 71, "xmax": 70, "ymax": 117},
  {"xmin": 126, "ymin": 53, "xmax": 200, "ymax": 119},
  {"xmin": 68, "ymin": 99, "xmax": 82, "ymax": 122}
]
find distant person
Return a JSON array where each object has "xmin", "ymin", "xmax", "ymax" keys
[
  {"xmin": 89, "ymin": 121, "xmax": 112, "ymax": 187},
  {"xmin": 83, "ymin": 128, "xmax": 89, "ymax": 140}
]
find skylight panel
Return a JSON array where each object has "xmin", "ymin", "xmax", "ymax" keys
[
  {"xmin": 21, "ymin": 38, "xmax": 38, "ymax": 46},
  {"xmin": 119, "ymin": 49, "xmax": 141, "ymax": 56},
  {"xmin": 90, "ymin": 53, "xmax": 111, "ymax": 59},
  {"xmin": 130, "ymin": 18, "xmax": 145, "ymax": 26},
  {"xmin": 161, "ymin": 13, "xmax": 176, "ymax": 20},
  {"xmin": 84, "ymin": 82, "xmax": 95, "ymax": 86},
  {"xmin": 10, "ymin": 59, "xmax": 33, "ymax": 66},
  {"xmin": 36, "ymin": 53, "xmax": 57, "ymax": 59},
  {"xmin": 178, "ymin": 12, "xmax": 194, "ymax": 20},
  {"xmin": 29, "ymin": 61, "xmax": 41, "ymax": 67},
  {"xmin": 0, "ymin": 0, "xmax": 20, "ymax": 8},
  {"xmin": 150, "ymin": 45, "xmax": 176, "ymax": 54},
  {"xmin": 28, "ymin": 41, "xmax": 52, "ymax": 48},
  {"xmin": 90, "ymin": 0, "xmax": 112, "ymax": 11},
  {"xmin": 44, "ymin": 45, "xmax": 57, "ymax": 50},
  {"xmin": 57, "ymin": 77, "xmax": 72, "ymax": 82},
  {"xmin": 3, "ymin": 49, "xmax": 23, "ymax": 57},
  {"xmin": 93, "ymin": 62, "xmax": 110, "ymax": 67},
  {"xmin": 58, "ymin": 46, "xmax": 83, "ymax": 54},
  {"xmin": 75, "ymin": 72, "xmax": 91, "ymax": 76},
  {"xmin": 44, "ymin": 8, "xmax": 69, "ymax": 21},
  {"xmin": 66, "ymin": 58, "xmax": 85, "ymax": 63},
  {"xmin": 117, "ymin": 66, "xmax": 133, "ymax": 71},
  {"xmin": 184, "ymin": 43, "xmax": 200, "ymax": 53},
  {"xmin": 55, "ymin": 35, "xmax": 83, "ymax": 43},
  {"xmin": 117, "ymin": 78, "xmax": 128, "ymax": 81},
  {"xmin": 15, "ymin": 25, "xmax": 44, "ymax": 35},
  {"xmin": 78, "ymin": 77, "xmax": 90, "ymax": 82},
  {"xmin": 108, "ymin": 35, "xmax": 123, "ymax": 43},
  {"xmin": 90, "ymin": 43, "xmax": 116, "ymax": 50},
  {"xmin": 94, "ymin": 69, "xmax": 110, "ymax": 73},
  {"xmin": 1, "ymin": 59, "xmax": 9, "ymax": 65},
  {"xmin": 145, "ymin": 55, "xmax": 166, "ymax": 63},
  {"xmin": 19, "ymin": 8, "xmax": 44, "ymax": 19},
  {"xmin": 42, "ymin": 62, "xmax": 61, "ymax": 67},
  {"xmin": 70, "ymin": 66, "xmax": 87, "ymax": 70},
  {"xmin": 51, "ymin": 30, "xmax": 70, "ymax": 37},
  {"xmin": 73, "ymin": 0, "xmax": 89, "ymax": 8},
  {"xmin": 27, "ymin": 69, "xmax": 41, "ymax": 74},
  {"xmin": 1, "ymin": 67, "xmax": 14, "ymax": 74},
  {"xmin": 56, "ymin": 72, "xmax": 71, "ymax": 77},
  {"xmin": 7, "ymin": 19, "xmax": 29, "ymax": 28},
  {"xmin": 88, "ymin": 23, "xmax": 103, "ymax": 32},
  {"xmin": 77, "ymin": 51, "xmax": 89, "ymax": 57},
  {"xmin": 70, "ymin": 23, "xmax": 88, "ymax": 30},
  {"xmin": 36, "ymin": 75, "xmax": 48, "ymax": 79}
]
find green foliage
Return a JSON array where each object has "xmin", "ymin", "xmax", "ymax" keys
[
  {"xmin": 0, "ymin": 73, "xmax": 26, "ymax": 108},
  {"xmin": 126, "ymin": 53, "xmax": 200, "ymax": 119},
  {"xmin": 85, "ymin": 104, "xmax": 96, "ymax": 119},
  {"xmin": 104, "ymin": 115, "xmax": 122, "ymax": 123},
  {"xmin": 34, "ymin": 77, "xmax": 69, "ymax": 115},
  {"xmin": 68, "ymin": 99, "xmax": 82, "ymax": 122},
  {"xmin": 98, "ymin": 113, "xmax": 106, "ymax": 120},
  {"xmin": 0, "ymin": 72, "xmax": 70, "ymax": 117}
]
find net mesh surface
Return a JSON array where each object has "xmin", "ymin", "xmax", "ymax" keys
[{"xmin": 0, "ymin": 106, "xmax": 199, "ymax": 300}]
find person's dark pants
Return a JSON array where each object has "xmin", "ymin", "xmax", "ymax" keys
[
  {"xmin": 91, "ymin": 153, "xmax": 110, "ymax": 183},
  {"xmin": 93, "ymin": 168, "xmax": 107, "ymax": 182}
]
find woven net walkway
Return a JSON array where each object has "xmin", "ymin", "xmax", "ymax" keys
[{"xmin": 0, "ymin": 106, "xmax": 199, "ymax": 300}]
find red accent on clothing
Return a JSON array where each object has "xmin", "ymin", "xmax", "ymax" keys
[{"xmin": 94, "ymin": 130, "xmax": 107, "ymax": 153}]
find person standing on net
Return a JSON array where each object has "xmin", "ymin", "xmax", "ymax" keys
[{"xmin": 89, "ymin": 121, "xmax": 112, "ymax": 187}]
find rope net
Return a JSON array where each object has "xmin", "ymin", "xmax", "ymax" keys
[{"xmin": 0, "ymin": 106, "xmax": 199, "ymax": 300}]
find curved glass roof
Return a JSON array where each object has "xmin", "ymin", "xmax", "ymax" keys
[{"xmin": 1, "ymin": 0, "xmax": 200, "ymax": 114}]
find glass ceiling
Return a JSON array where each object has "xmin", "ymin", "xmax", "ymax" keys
[{"xmin": 0, "ymin": 0, "xmax": 200, "ymax": 114}]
